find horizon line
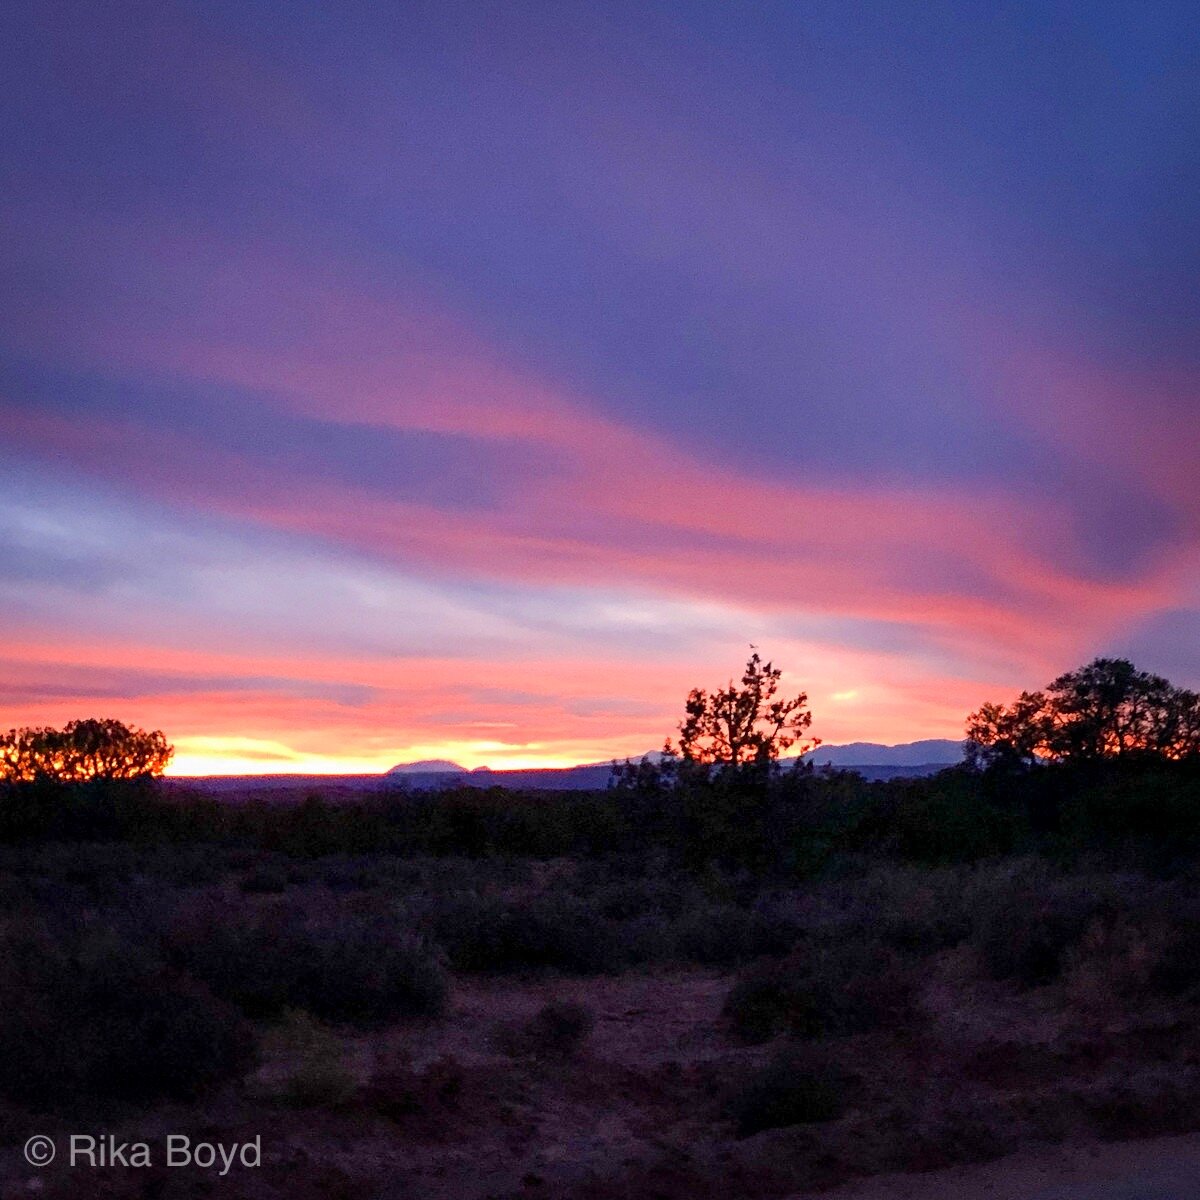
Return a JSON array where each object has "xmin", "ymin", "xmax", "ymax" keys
[{"xmin": 164, "ymin": 737, "xmax": 967, "ymax": 779}]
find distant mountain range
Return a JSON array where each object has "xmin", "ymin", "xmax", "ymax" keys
[
  {"xmin": 380, "ymin": 739, "xmax": 966, "ymax": 790},
  {"xmin": 385, "ymin": 762, "xmax": 616, "ymax": 790},
  {"xmin": 170, "ymin": 740, "xmax": 966, "ymax": 797},
  {"xmin": 803, "ymin": 739, "xmax": 963, "ymax": 767}
]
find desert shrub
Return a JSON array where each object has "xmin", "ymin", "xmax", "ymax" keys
[
  {"xmin": 1077, "ymin": 1065, "xmax": 1200, "ymax": 1139},
  {"xmin": 590, "ymin": 875, "xmax": 686, "ymax": 921},
  {"xmin": 265, "ymin": 1010, "xmax": 357, "ymax": 1108},
  {"xmin": 724, "ymin": 939, "xmax": 919, "ymax": 1043},
  {"xmin": 299, "ymin": 918, "xmax": 448, "ymax": 1023},
  {"xmin": 169, "ymin": 899, "xmax": 299, "ymax": 1017},
  {"xmin": 724, "ymin": 969, "xmax": 799, "ymax": 1044},
  {"xmin": 0, "ymin": 843, "xmax": 237, "ymax": 917},
  {"xmin": 966, "ymin": 861, "xmax": 1125, "ymax": 987},
  {"xmin": 903, "ymin": 1097, "xmax": 1019, "ymax": 1171},
  {"xmin": 379, "ymin": 788, "xmax": 628, "ymax": 859},
  {"xmin": 895, "ymin": 781, "xmax": 1018, "ymax": 864},
  {"xmin": 1062, "ymin": 764, "xmax": 1200, "ymax": 850},
  {"xmin": 380, "ymin": 853, "xmax": 524, "ymax": 897},
  {"xmin": 794, "ymin": 865, "xmax": 973, "ymax": 953},
  {"xmin": 1062, "ymin": 916, "xmax": 1164, "ymax": 1009},
  {"xmin": 973, "ymin": 901, "xmax": 1083, "ymax": 986},
  {"xmin": 612, "ymin": 912, "xmax": 676, "ymax": 964},
  {"xmin": 0, "ymin": 778, "xmax": 173, "ymax": 842},
  {"xmin": 6, "ymin": 841, "xmax": 139, "ymax": 906},
  {"xmin": 669, "ymin": 902, "xmax": 798, "ymax": 966},
  {"xmin": 424, "ymin": 892, "xmax": 620, "ymax": 974},
  {"xmin": 496, "ymin": 999, "xmax": 595, "ymax": 1058},
  {"xmin": 1144, "ymin": 905, "xmax": 1200, "ymax": 998},
  {"xmin": 362, "ymin": 1054, "xmax": 466, "ymax": 1123},
  {"xmin": 728, "ymin": 1048, "xmax": 845, "ymax": 1136},
  {"xmin": 170, "ymin": 898, "xmax": 448, "ymax": 1023},
  {"xmin": 319, "ymin": 857, "xmax": 383, "ymax": 892},
  {"xmin": 528, "ymin": 999, "xmax": 594, "ymax": 1054},
  {"xmin": 0, "ymin": 923, "xmax": 253, "ymax": 1109},
  {"xmin": 839, "ymin": 773, "xmax": 1018, "ymax": 865},
  {"xmin": 135, "ymin": 843, "xmax": 232, "ymax": 886}
]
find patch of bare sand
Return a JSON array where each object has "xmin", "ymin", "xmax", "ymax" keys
[
  {"xmin": 423, "ymin": 967, "xmax": 737, "ymax": 1067},
  {"xmin": 335, "ymin": 968, "xmax": 750, "ymax": 1198},
  {"xmin": 786, "ymin": 1132, "xmax": 1200, "ymax": 1199}
]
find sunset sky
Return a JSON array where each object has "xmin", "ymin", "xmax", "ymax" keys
[{"xmin": 2, "ymin": 2, "xmax": 1198, "ymax": 773}]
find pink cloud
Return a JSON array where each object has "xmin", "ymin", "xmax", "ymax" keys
[{"xmin": 2, "ymin": 199, "xmax": 1187, "ymax": 683}]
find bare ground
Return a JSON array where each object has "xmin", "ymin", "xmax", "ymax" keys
[{"xmin": 7, "ymin": 959, "xmax": 1200, "ymax": 1199}]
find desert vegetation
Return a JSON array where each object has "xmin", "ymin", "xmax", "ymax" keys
[
  {"xmin": 3, "ymin": 655, "xmax": 1200, "ymax": 1198},
  {"xmin": 0, "ymin": 717, "xmax": 173, "ymax": 783}
]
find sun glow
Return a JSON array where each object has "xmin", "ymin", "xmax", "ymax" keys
[
  {"xmin": 166, "ymin": 737, "xmax": 619, "ymax": 776},
  {"xmin": 167, "ymin": 737, "xmax": 385, "ymax": 776}
]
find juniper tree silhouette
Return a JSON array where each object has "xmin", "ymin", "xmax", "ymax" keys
[
  {"xmin": 613, "ymin": 651, "xmax": 819, "ymax": 868},
  {"xmin": 966, "ymin": 658, "xmax": 1200, "ymax": 769},
  {"xmin": 0, "ymin": 718, "xmax": 172, "ymax": 782},
  {"xmin": 670, "ymin": 650, "xmax": 819, "ymax": 771}
]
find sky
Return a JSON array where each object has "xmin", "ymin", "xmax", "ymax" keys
[{"xmin": 1, "ymin": 1, "xmax": 1198, "ymax": 773}]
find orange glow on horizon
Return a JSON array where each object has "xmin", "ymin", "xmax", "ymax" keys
[
  {"xmin": 0, "ymin": 624, "xmax": 1010, "ymax": 779},
  {"xmin": 167, "ymin": 741, "xmax": 624, "ymax": 777}
]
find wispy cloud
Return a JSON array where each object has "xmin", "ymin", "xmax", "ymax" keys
[{"xmin": 2, "ymin": 0, "xmax": 1197, "ymax": 770}]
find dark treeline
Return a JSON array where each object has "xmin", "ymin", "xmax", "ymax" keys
[{"xmin": 4, "ymin": 755, "xmax": 1200, "ymax": 875}]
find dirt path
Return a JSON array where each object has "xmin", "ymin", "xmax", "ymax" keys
[{"xmin": 788, "ymin": 1133, "xmax": 1200, "ymax": 1199}]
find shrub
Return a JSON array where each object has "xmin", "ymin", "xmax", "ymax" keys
[
  {"xmin": 169, "ymin": 899, "xmax": 298, "ymax": 1017},
  {"xmin": 170, "ymin": 898, "xmax": 448, "ymax": 1023},
  {"xmin": 1145, "ymin": 908, "xmax": 1200, "ymax": 998},
  {"xmin": 529, "ymin": 999, "xmax": 594, "ymax": 1054},
  {"xmin": 5, "ymin": 841, "xmax": 139, "ymax": 906},
  {"xmin": 1077, "ymin": 1065, "xmax": 1200, "ymax": 1140},
  {"xmin": 0, "ymin": 924, "xmax": 253, "ymax": 1109},
  {"xmin": 299, "ymin": 918, "xmax": 448, "ymax": 1023},
  {"xmin": 496, "ymin": 1000, "xmax": 595, "ymax": 1058},
  {"xmin": 724, "ymin": 969, "xmax": 799, "ymax": 1045},
  {"xmin": 728, "ymin": 1048, "xmax": 845, "ymax": 1136},
  {"xmin": 1062, "ymin": 916, "xmax": 1163, "ymax": 1010},
  {"xmin": 724, "ymin": 939, "xmax": 919, "ymax": 1043},
  {"xmin": 319, "ymin": 858, "xmax": 382, "ymax": 892},
  {"xmin": 974, "ymin": 904, "xmax": 1085, "ymax": 986},
  {"xmin": 903, "ymin": 1097, "xmax": 1018, "ymax": 1170},
  {"xmin": 591, "ymin": 875, "xmax": 685, "ymax": 921},
  {"xmin": 669, "ymin": 902, "xmax": 797, "ymax": 966},
  {"xmin": 795, "ymin": 865, "xmax": 973, "ymax": 953},
  {"xmin": 966, "ymin": 862, "xmax": 1122, "ymax": 987},
  {"xmin": 425, "ymin": 892, "xmax": 619, "ymax": 974},
  {"xmin": 886, "ymin": 778, "xmax": 1017, "ymax": 863},
  {"xmin": 265, "ymin": 1010, "xmax": 357, "ymax": 1108},
  {"xmin": 137, "ymin": 843, "xmax": 231, "ymax": 887},
  {"xmin": 362, "ymin": 1055, "xmax": 466, "ymax": 1124}
]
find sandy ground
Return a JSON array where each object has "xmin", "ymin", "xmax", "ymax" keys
[
  {"xmin": 8, "ymin": 964, "xmax": 1200, "ymax": 1199},
  {"xmin": 789, "ymin": 1132, "xmax": 1200, "ymax": 1199}
]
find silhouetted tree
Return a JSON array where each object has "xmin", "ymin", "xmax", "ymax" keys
[
  {"xmin": 0, "ymin": 718, "xmax": 172, "ymax": 783},
  {"xmin": 966, "ymin": 658, "xmax": 1200, "ymax": 769},
  {"xmin": 671, "ymin": 650, "xmax": 819, "ymax": 772},
  {"xmin": 613, "ymin": 651, "xmax": 819, "ymax": 788},
  {"xmin": 612, "ymin": 652, "xmax": 819, "ymax": 868},
  {"xmin": 965, "ymin": 691, "xmax": 1051, "ymax": 770}
]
